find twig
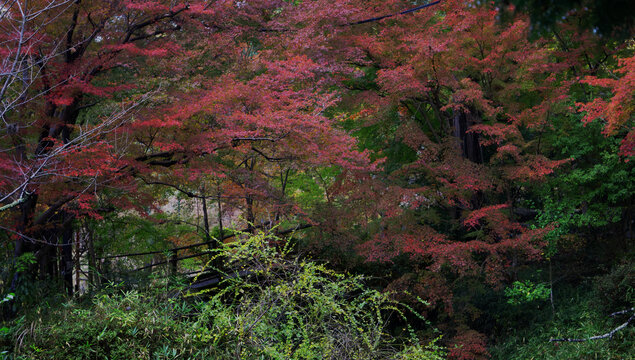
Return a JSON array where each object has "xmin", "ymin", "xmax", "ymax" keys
[{"xmin": 345, "ymin": 1, "xmax": 441, "ymax": 26}]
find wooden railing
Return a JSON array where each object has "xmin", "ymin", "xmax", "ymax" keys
[{"xmin": 100, "ymin": 223, "xmax": 311, "ymax": 276}]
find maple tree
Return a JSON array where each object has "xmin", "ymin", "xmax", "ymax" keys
[
  {"xmin": 0, "ymin": 0, "xmax": 198, "ymax": 293},
  {"xmin": 0, "ymin": 0, "xmax": 376, "ymax": 294},
  {"xmin": 0, "ymin": 0, "xmax": 633, "ymax": 357},
  {"xmin": 294, "ymin": 0, "xmax": 633, "ymax": 355},
  {"xmin": 126, "ymin": 0, "xmax": 378, "ymax": 244}
]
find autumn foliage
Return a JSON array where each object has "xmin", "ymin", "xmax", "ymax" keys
[{"xmin": 0, "ymin": 0, "xmax": 633, "ymax": 357}]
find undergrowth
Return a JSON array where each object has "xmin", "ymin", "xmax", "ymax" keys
[
  {"xmin": 0, "ymin": 232, "xmax": 444, "ymax": 359},
  {"xmin": 489, "ymin": 264, "xmax": 634, "ymax": 360}
]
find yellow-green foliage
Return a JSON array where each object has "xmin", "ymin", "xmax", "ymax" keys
[{"xmin": 3, "ymin": 232, "xmax": 444, "ymax": 359}]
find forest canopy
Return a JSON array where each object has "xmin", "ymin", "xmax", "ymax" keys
[{"xmin": 0, "ymin": 0, "xmax": 633, "ymax": 359}]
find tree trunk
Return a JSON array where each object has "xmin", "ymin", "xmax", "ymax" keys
[
  {"xmin": 246, "ymin": 158, "xmax": 256, "ymax": 233},
  {"xmin": 217, "ymin": 190, "xmax": 223, "ymax": 240},
  {"xmin": 246, "ymin": 196, "xmax": 255, "ymax": 233},
  {"xmin": 201, "ymin": 189, "xmax": 211, "ymax": 244},
  {"xmin": 61, "ymin": 217, "xmax": 74, "ymax": 296},
  {"xmin": 10, "ymin": 193, "xmax": 38, "ymax": 292},
  {"xmin": 74, "ymin": 230, "xmax": 81, "ymax": 294},
  {"xmin": 87, "ymin": 224, "xmax": 96, "ymax": 290},
  {"xmin": 452, "ymin": 110, "xmax": 483, "ymax": 164}
]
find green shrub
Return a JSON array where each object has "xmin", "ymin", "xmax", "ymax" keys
[
  {"xmin": 490, "ymin": 281, "xmax": 634, "ymax": 360},
  {"xmin": 4, "ymin": 232, "xmax": 445, "ymax": 359},
  {"xmin": 504, "ymin": 281, "xmax": 551, "ymax": 305},
  {"xmin": 592, "ymin": 263, "xmax": 634, "ymax": 313}
]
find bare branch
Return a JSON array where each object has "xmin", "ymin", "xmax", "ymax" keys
[{"xmin": 550, "ymin": 312, "xmax": 635, "ymax": 342}]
